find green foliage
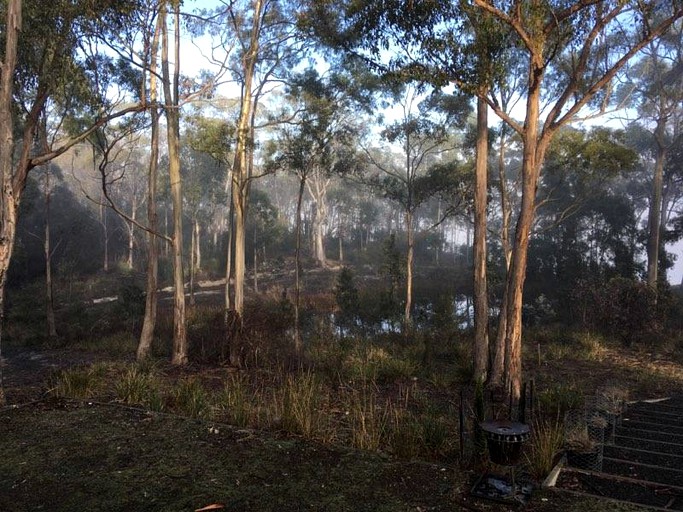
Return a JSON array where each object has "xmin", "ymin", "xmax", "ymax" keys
[
  {"xmin": 577, "ymin": 277, "xmax": 659, "ymax": 346},
  {"xmin": 217, "ymin": 375, "xmax": 254, "ymax": 428},
  {"xmin": 347, "ymin": 386, "xmax": 388, "ymax": 452},
  {"xmin": 334, "ymin": 266, "xmax": 360, "ymax": 332},
  {"xmin": 117, "ymin": 279, "xmax": 145, "ymax": 325},
  {"xmin": 280, "ymin": 371, "xmax": 329, "ymax": 439},
  {"xmin": 525, "ymin": 416, "xmax": 564, "ymax": 481},
  {"xmin": 537, "ymin": 383, "xmax": 583, "ymax": 418},
  {"xmin": 51, "ymin": 367, "xmax": 101, "ymax": 399},
  {"xmin": 115, "ymin": 364, "xmax": 161, "ymax": 406},
  {"xmin": 172, "ymin": 379, "xmax": 209, "ymax": 419}
]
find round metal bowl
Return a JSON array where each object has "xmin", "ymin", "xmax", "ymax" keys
[{"xmin": 480, "ymin": 420, "xmax": 531, "ymax": 466}]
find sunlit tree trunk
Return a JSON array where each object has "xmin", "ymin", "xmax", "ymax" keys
[
  {"xmin": 490, "ymin": 126, "xmax": 512, "ymax": 385},
  {"xmin": 646, "ymin": 122, "xmax": 667, "ymax": 292},
  {"xmin": 503, "ymin": 59, "xmax": 552, "ymax": 400},
  {"xmin": 404, "ymin": 210, "xmax": 414, "ymax": 330},
  {"xmin": 161, "ymin": 1, "xmax": 187, "ymax": 365},
  {"xmin": 0, "ymin": 0, "xmax": 22, "ymax": 405},
  {"xmin": 224, "ymin": 175, "xmax": 234, "ymax": 311},
  {"xmin": 127, "ymin": 194, "xmax": 137, "ymax": 270},
  {"xmin": 473, "ymin": 95, "xmax": 489, "ymax": 383},
  {"xmin": 231, "ymin": 0, "xmax": 263, "ymax": 320},
  {"xmin": 137, "ymin": 12, "xmax": 162, "ymax": 361}
]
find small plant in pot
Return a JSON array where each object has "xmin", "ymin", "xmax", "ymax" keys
[
  {"xmin": 597, "ymin": 386, "xmax": 629, "ymax": 442},
  {"xmin": 565, "ymin": 424, "xmax": 602, "ymax": 471}
]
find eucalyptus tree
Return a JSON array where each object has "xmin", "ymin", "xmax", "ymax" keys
[
  {"xmin": 0, "ymin": 0, "xmax": 147, "ymax": 402},
  {"xmin": 619, "ymin": 21, "xmax": 683, "ymax": 291},
  {"xmin": 306, "ymin": 0, "xmax": 683, "ymax": 398},
  {"xmin": 179, "ymin": 144, "xmax": 225, "ymax": 304},
  {"xmin": 193, "ymin": 0, "xmax": 305, "ymax": 366},
  {"xmin": 267, "ymin": 68, "xmax": 361, "ymax": 357},
  {"xmin": 364, "ymin": 87, "xmax": 468, "ymax": 330}
]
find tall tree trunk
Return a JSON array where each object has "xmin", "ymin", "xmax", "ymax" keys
[
  {"xmin": 127, "ymin": 195, "xmax": 137, "ymax": 270},
  {"xmin": 490, "ymin": 126, "xmax": 511, "ymax": 386},
  {"xmin": 100, "ymin": 197, "xmax": 109, "ymax": 272},
  {"xmin": 293, "ymin": 176, "xmax": 306, "ymax": 358},
  {"xmin": 473, "ymin": 95, "xmax": 489, "ymax": 383},
  {"xmin": 224, "ymin": 176, "xmax": 234, "ymax": 311},
  {"xmin": 194, "ymin": 219, "xmax": 201, "ymax": 271},
  {"xmin": 404, "ymin": 210, "xmax": 414, "ymax": 329},
  {"xmin": 253, "ymin": 226, "xmax": 258, "ymax": 293},
  {"xmin": 38, "ymin": 117, "xmax": 58, "ymax": 339},
  {"xmin": 161, "ymin": 1, "xmax": 187, "ymax": 365},
  {"xmin": 190, "ymin": 215, "xmax": 196, "ymax": 306},
  {"xmin": 502, "ymin": 62, "xmax": 551, "ymax": 400},
  {"xmin": 231, "ymin": 0, "xmax": 263, "ymax": 321},
  {"xmin": 137, "ymin": 12, "xmax": 162, "ymax": 361},
  {"xmin": 312, "ymin": 201, "xmax": 326, "ymax": 267},
  {"xmin": 646, "ymin": 128, "xmax": 667, "ymax": 293},
  {"xmin": 0, "ymin": 0, "xmax": 21, "ymax": 406},
  {"xmin": 44, "ymin": 163, "xmax": 57, "ymax": 339}
]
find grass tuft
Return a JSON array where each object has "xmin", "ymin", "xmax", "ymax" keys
[
  {"xmin": 50, "ymin": 367, "xmax": 100, "ymax": 399},
  {"xmin": 525, "ymin": 416, "xmax": 564, "ymax": 480},
  {"xmin": 172, "ymin": 378, "xmax": 209, "ymax": 419}
]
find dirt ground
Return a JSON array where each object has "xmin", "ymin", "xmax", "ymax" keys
[
  {"xmin": 0, "ymin": 398, "xmax": 652, "ymax": 512},
  {"xmin": 0, "ymin": 344, "xmax": 666, "ymax": 512}
]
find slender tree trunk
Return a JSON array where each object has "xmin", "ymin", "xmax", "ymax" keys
[
  {"xmin": 100, "ymin": 198, "xmax": 109, "ymax": 272},
  {"xmin": 190, "ymin": 215, "xmax": 196, "ymax": 306},
  {"xmin": 224, "ymin": 176, "xmax": 234, "ymax": 311},
  {"xmin": 195, "ymin": 219, "xmax": 201, "ymax": 271},
  {"xmin": 473, "ymin": 95, "xmax": 489, "ymax": 383},
  {"xmin": 404, "ymin": 210, "xmax": 414, "ymax": 329},
  {"xmin": 38, "ymin": 118, "xmax": 58, "ymax": 339},
  {"xmin": 161, "ymin": 1, "xmax": 187, "ymax": 365},
  {"xmin": 127, "ymin": 195, "xmax": 137, "ymax": 270},
  {"xmin": 646, "ymin": 131, "xmax": 666, "ymax": 292},
  {"xmin": 44, "ymin": 164, "xmax": 57, "ymax": 339},
  {"xmin": 490, "ymin": 127, "xmax": 511, "ymax": 385},
  {"xmin": 231, "ymin": 0, "xmax": 263, "ymax": 321},
  {"xmin": 293, "ymin": 176, "xmax": 306, "ymax": 358},
  {"xmin": 253, "ymin": 226, "xmax": 258, "ymax": 293},
  {"xmin": 312, "ymin": 201, "xmax": 327, "ymax": 267},
  {"xmin": 137, "ymin": 13, "xmax": 162, "ymax": 361}
]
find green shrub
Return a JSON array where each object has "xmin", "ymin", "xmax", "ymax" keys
[
  {"xmin": 334, "ymin": 266, "xmax": 360, "ymax": 334},
  {"xmin": 537, "ymin": 383, "xmax": 583, "ymax": 417}
]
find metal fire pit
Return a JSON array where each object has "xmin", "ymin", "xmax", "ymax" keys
[
  {"xmin": 471, "ymin": 420, "xmax": 532, "ymax": 505},
  {"xmin": 480, "ymin": 420, "xmax": 530, "ymax": 466}
]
